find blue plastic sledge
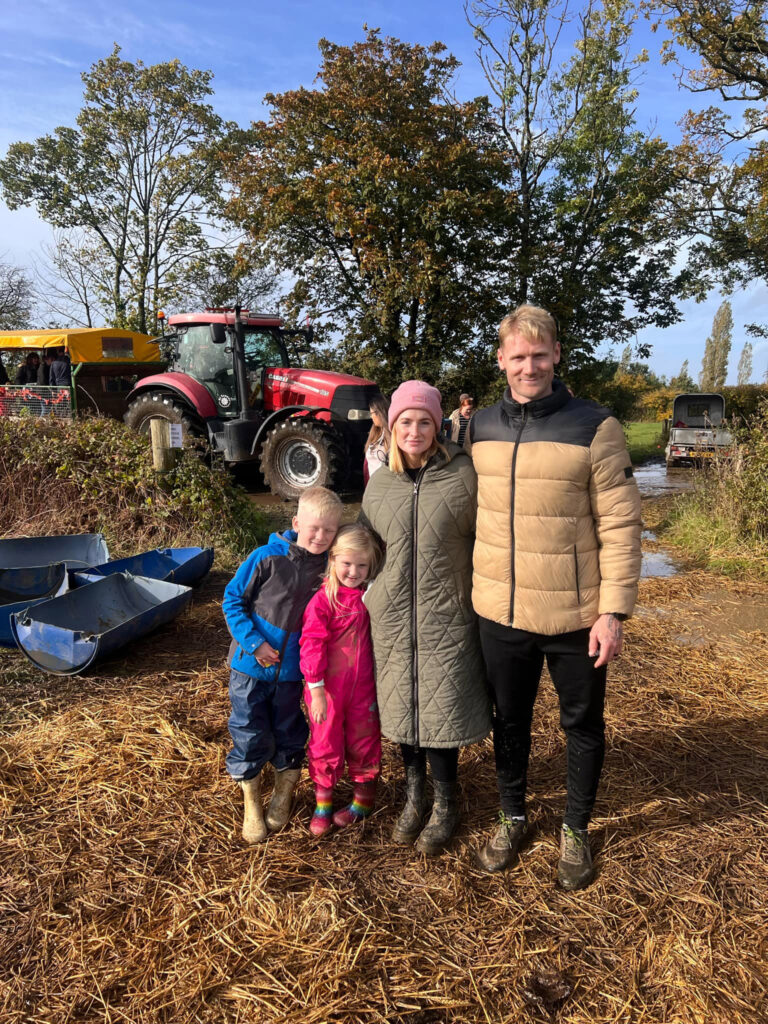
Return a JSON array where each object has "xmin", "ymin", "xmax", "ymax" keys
[
  {"xmin": 0, "ymin": 533, "xmax": 109, "ymax": 570},
  {"xmin": 10, "ymin": 572, "xmax": 193, "ymax": 675},
  {"xmin": 0, "ymin": 564, "xmax": 69, "ymax": 648},
  {"xmin": 74, "ymin": 546, "xmax": 214, "ymax": 588}
]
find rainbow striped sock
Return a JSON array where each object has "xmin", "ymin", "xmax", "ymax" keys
[
  {"xmin": 332, "ymin": 781, "xmax": 376, "ymax": 827},
  {"xmin": 310, "ymin": 787, "xmax": 334, "ymax": 836}
]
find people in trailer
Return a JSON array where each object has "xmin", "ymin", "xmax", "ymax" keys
[
  {"xmin": 38, "ymin": 351, "xmax": 56, "ymax": 386},
  {"xmin": 363, "ymin": 393, "xmax": 391, "ymax": 485},
  {"xmin": 361, "ymin": 380, "xmax": 491, "ymax": 856},
  {"xmin": 300, "ymin": 524, "xmax": 382, "ymax": 836},
  {"xmin": 49, "ymin": 348, "xmax": 72, "ymax": 387},
  {"xmin": 222, "ymin": 486, "xmax": 343, "ymax": 844},
  {"xmin": 448, "ymin": 393, "xmax": 476, "ymax": 451},
  {"xmin": 470, "ymin": 304, "xmax": 642, "ymax": 889},
  {"xmin": 15, "ymin": 353, "xmax": 40, "ymax": 385}
]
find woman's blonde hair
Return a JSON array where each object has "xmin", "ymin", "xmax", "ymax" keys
[
  {"xmin": 389, "ymin": 418, "xmax": 450, "ymax": 474},
  {"xmin": 324, "ymin": 524, "xmax": 382, "ymax": 610}
]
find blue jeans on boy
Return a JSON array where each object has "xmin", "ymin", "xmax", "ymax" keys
[{"xmin": 225, "ymin": 668, "xmax": 309, "ymax": 781}]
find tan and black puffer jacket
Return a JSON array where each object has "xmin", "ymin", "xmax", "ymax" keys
[
  {"xmin": 470, "ymin": 381, "xmax": 642, "ymax": 634},
  {"xmin": 360, "ymin": 444, "xmax": 491, "ymax": 749}
]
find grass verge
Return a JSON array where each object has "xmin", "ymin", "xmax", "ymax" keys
[{"xmin": 624, "ymin": 420, "xmax": 665, "ymax": 464}]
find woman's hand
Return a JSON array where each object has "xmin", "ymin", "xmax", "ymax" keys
[{"xmin": 310, "ymin": 687, "xmax": 327, "ymax": 724}]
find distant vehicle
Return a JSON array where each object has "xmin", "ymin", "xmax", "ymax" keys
[
  {"xmin": 665, "ymin": 393, "xmax": 732, "ymax": 469},
  {"xmin": 0, "ymin": 328, "xmax": 162, "ymax": 420},
  {"xmin": 123, "ymin": 307, "xmax": 380, "ymax": 499}
]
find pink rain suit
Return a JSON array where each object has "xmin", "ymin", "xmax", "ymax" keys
[{"xmin": 300, "ymin": 584, "xmax": 381, "ymax": 790}]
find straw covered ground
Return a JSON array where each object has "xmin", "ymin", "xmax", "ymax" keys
[{"xmin": 1, "ymin": 554, "xmax": 767, "ymax": 1021}]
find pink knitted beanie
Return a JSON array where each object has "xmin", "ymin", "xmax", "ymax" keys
[{"xmin": 388, "ymin": 380, "xmax": 443, "ymax": 432}]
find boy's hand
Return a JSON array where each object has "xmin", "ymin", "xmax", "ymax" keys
[
  {"xmin": 310, "ymin": 688, "xmax": 327, "ymax": 724},
  {"xmin": 254, "ymin": 641, "xmax": 280, "ymax": 668}
]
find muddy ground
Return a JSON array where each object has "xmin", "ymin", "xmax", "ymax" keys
[{"xmin": 1, "ymin": 463, "xmax": 767, "ymax": 1023}]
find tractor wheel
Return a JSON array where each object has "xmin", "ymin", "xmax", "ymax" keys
[
  {"xmin": 259, "ymin": 418, "xmax": 346, "ymax": 500},
  {"xmin": 124, "ymin": 391, "xmax": 206, "ymax": 448}
]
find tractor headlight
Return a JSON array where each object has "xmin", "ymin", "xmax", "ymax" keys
[{"xmin": 347, "ymin": 409, "xmax": 372, "ymax": 420}]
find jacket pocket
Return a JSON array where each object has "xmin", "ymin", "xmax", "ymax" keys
[{"xmin": 573, "ymin": 546, "xmax": 581, "ymax": 605}]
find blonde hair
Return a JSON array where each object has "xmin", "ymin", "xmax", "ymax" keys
[
  {"xmin": 296, "ymin": 486, "xmax": 343, "ymax": 520},
  {"xmin": 389, "ymin": 419, "xmax": 451, "ymax": 475},
  {"xmin": 324, "ymin": 524, "xmax": 381, "ymax": 610},
  {"xmin": 498, "ymin": 304, "xmax": 557, "ymax": 348}
]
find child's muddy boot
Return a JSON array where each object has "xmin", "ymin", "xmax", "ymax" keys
[
  {"xmin": 415, "ymin": 780, "xmax": 459, "ymax": 856},
  {"xmin": 310, "ymin": 786, "xmax": 334, "ymax": 836},
  {"xmin": 240, "ymin": 775, "xmax": 268, "ymax": 844},
  {"xmin": 266, "ymin": 768, "xmax": 301, "ymax": 831},
  {"xmin": 333, "ymin": 780, "xmax": 376, "ymax": 827},
  {"xmin": 391, "ymin": 763, "xmax": 427, "ymax": 845}
]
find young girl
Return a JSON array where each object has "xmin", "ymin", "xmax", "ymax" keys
[{"xmin": 299, "ymin": 524, "xmax": 382, "ymax": 836}]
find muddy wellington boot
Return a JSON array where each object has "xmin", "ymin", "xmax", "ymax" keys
[
  {"xmin": 240, "ymin": 775, "xmax": 268, "ymax": 845},
  {"xmin": 391, "ymin": 763, "xmax": 427, "ymax": 845},
  {"xmin": 415, "ymin": 780, "xmax": 459, "ymax": 856},
  {"xmin": 557, "ymin": 825, "xmax": 594, "ymax": 891},
  {"xmin": 265, "ymin": 768, "xmax": 301, "ymax": 831},
  {"xmin": 475, "ymin": 813, "xmax": 528, "ymax": 874}
]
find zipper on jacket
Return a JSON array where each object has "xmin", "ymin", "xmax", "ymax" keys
[
  {"xmin": 508, "ymin": 405, "xmax": 528, "ymax": 624},
  {"xmin": 411, "ymin": 465, "xmax": 427, "ymax": 748},
  {"xmin": 573, "ymin": 545, "xmax": 581, "ymax": 605}
]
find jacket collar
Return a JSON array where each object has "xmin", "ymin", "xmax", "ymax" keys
[{"xmin": 501, "ymin": 378, "xmax": 570, "ymax": 421}]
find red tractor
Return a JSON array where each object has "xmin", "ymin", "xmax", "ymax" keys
[{"xmin": 124, "ymin": 307, "xmax": 380, "ymax": 499}]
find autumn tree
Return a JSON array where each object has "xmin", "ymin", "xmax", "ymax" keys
[
  {"xmin": 737, "ymin": 340, "xmax": 753, "ymax": 384},
  {"xmin": 222, "ymin": 29, "xmax": 509, "ymax": 390},
  {"xmin": 670, "ymin": 358, "xmax": 697, "ymax": 391},
  {"xmin": 700, "ymin": 299, "xmax": 733, "ymax": 388},
  {"xmin": 0, "ymin": 46, "xmax": 226, "ymax": 333},
  {"xmin": 662, "ymin": 2, "xmax": 768, "ymax": 333},
  {"xmin": 466, "ymin": 0, "xmax": 690, "ymax": 380}
]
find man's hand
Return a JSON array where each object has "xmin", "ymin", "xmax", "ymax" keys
[
  {"xmin": 309, "ymin": 688, "xmax": 327, "ymax": 724},
  {"xmin": 254, "ymin": 641, "xmax": 280, "ymax": 668},
  {"xmin": 589, "ymin": 613, "xmax": 624, "ymax": 668}
]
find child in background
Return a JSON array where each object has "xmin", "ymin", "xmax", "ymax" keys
[
  {"xmin": 223, "ymin": 486, "xmax": 343, "ymax": 844},
  {"xmin": 300, "ymin": 524, "xmax": 382, "ymax": 835}
]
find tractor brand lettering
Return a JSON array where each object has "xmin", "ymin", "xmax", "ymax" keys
[{"xmin": 266, "ymin": 373, "xmax": 329, "ymax": 397}]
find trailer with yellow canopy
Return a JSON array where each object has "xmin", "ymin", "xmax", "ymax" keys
[{"xmin": 0, "ymin": 328, "xmax": 164, "ymax": 420}]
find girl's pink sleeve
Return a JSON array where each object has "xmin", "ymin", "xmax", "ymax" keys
[{"xmin": 300, "ymin": 588, "xmax": 332, "ymax": 683}]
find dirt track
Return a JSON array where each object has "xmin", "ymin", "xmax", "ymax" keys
[{"xmin": 1, "ymin": 488, "xmax": 767, "ymax": 1023}]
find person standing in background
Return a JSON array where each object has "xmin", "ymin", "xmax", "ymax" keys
[{"xmin": 448, "ymin": 394, "xmax": 476, "ymax": 451}]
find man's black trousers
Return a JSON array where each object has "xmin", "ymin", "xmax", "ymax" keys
[{"xmin": 478, "ymin": 617, "xmax": 607, "ymax": 830}]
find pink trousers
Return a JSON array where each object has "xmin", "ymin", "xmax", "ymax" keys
[{"xmin": 304, "ymin": 677, "xmax": 381, "ymax": 789}]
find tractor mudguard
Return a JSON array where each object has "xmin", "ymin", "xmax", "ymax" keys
[
  {"xmin": 250, "ymin": 405, "xmax": 332, "ymax": 456},
  {"xmin": 127, "ymin": 372, "xmax": 218, "ymax": 419}
]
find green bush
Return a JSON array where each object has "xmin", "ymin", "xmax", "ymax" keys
[{"xmin": 0, "ymin": 416, "xmax": 269, "ymax": 568}]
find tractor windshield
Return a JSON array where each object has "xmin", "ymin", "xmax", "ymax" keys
[{"xmin": 175, "ymin": 326, "xmax": 237, "ymax": 412}]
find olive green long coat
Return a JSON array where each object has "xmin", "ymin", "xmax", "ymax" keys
[{"xmin": 361, "ymin": 444, "xmax": 491, "ymax": 749}]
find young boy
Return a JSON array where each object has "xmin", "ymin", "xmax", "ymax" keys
[{"xmin": 223, "ymin": 485, "xmax": 344, "ymax": 843}]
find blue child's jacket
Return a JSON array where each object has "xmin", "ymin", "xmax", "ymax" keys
[{"xmin": 223, "ymin": 530, "xmax": 327, "ymax": 681}]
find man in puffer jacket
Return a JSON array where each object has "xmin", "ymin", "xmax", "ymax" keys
[{"xmin": 471, "ymin": 304, "xmax": 641, "ymax": 890}]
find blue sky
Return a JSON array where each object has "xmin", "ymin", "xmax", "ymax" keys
[{"xmin": 1, "ymin": 0, "xmax": 766, "ymax": 383}]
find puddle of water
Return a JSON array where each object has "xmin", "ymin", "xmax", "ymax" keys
[
  {"xmin": 633, "ymin": 460, "xmax": 695, "ymax": 499},
  {"xmin": 638, "ymin": 588, "xmax": 768, "ymax": 641},
  {"xmin": 641, "ymin": 550, "xmax": 680, "ymax": 578}
]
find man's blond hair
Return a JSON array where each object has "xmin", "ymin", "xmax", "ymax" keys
[
  {"xmin": 296, "ymin": 486, "xmax": 343, "ymax": 520},
  {"xmin": 498, "ymin": 304, "xmax": 557, "ymax": 348}
]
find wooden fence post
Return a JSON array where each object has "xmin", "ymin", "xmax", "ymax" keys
[{"xmin": 150, "ymin": 418, "xmax": 176, "ymax": 474}]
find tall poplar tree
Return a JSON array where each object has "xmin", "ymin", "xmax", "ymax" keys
[{"xmin": 737, "ymin": 341, "xmax": 753, "ymax": 384}]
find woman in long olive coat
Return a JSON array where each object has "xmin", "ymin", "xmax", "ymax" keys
[{"xmin": 361, "ymin": 380, "xmax": 490, "ymax": 856}]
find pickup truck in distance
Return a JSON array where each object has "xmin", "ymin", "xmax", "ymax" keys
[{"xmin": 665, "ymin": 393, "xmax": 732, "ymax": 469}]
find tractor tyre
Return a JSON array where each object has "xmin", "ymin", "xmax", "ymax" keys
[
  {"xmin": 259, "ymin": 418, "xmax": 347, "ymax": 500},
  {"xmin": 124, "ymin": 391, "xmax": 206, "ymax": 449}
]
